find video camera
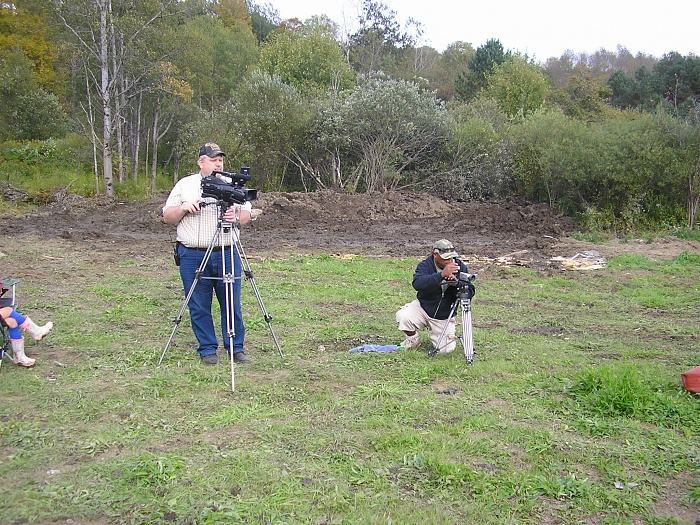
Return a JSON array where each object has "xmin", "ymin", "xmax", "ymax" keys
[
  {"xmin": 455, "ymin": 271, "xmax": 477, "ymax": 298},
  {"xmin": 201, "ymin": 168, "xmax": 257, "ymax": 206}
]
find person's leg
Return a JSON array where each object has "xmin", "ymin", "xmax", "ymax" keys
[
  {"xmin": 179, "ymin": 246, "xmax": 218, "ymax": 358},
  {"xmin": 0, "ymin": 306, "xmax": 15, "ymax": 323},
  {"xmin": 231, "ymin": 247, "xmax": 245, "ymax": 354},
  {"xmin": 395, "ymin": 299, "xmax": 430, "ymax": 349},
  {"xmin": 1, "ymin": 307, "xmax": 22, "ymax": 331},
  {"xmin": 3, "ymin": 308, "xmax": 36, "ymax": 366},
  {"xmin": 428, "ymin": 317, "xmax": 457, "ymax": 353},
  {"xmin": 19, "ymin": 313, "xmax": 53, "ymax": 341},
  {"xmin": 10, "ymin": 338, "xmax": 35, "ymax": 367}
]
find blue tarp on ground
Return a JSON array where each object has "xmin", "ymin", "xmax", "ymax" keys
[{"xmin": 349, "ymin": 344, "xmax": 400, "ymax": 353}]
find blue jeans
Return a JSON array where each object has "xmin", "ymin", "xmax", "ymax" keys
[{"xmin": 177, "ymin": 244, "xmax": 245, "ymax": 357}]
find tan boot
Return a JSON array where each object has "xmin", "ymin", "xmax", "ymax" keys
[
  {"xmin": 20, "ymin": 317, "xmax": 53, "ymax": 341},
  {"xmin": 400, "ymin": 333, "xmax": 421, "ymax": 350},
  {"xmin": 11, "ymin": 338, "xmax": 36, "ymax": 368}
]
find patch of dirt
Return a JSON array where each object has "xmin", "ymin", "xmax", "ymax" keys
[{"xmin": 2, "ymin": 189, "xmax": 699, "ymax": 266}]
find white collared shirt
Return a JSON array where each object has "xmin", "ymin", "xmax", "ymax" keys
[{"xmin": 163, "ymin": 173, "xmax": 252, "ymax": 248}]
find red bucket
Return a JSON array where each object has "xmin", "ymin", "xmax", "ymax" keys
[{"xmin": 681, "ymin": 366, "xmax": 700, "ymax": 393}]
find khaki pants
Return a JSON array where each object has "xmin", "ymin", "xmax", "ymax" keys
[{"xmin": 395, "ymin": 299, "xmax": 456, "ymax": 353}]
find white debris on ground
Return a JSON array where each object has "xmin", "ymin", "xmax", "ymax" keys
[
  {"xmin": 466, "ymin": 250, "xmax": 533, "ymax": 268},
  {"xmin": 550, "ymin": 251, "xmax": 607, "ymax": 270}
]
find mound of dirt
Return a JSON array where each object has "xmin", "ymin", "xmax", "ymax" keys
[
  {"xmin": 248, "ymin": 191, "xmax": 578, "ymax": 260},
  {"xmin": 2, "ymin": 189, "xmax": 698, "ymax": 266}
]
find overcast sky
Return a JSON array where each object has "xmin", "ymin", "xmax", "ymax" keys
[{"xmin": 268, "ymin": 0, "xmax": 699, "ymax": 62}]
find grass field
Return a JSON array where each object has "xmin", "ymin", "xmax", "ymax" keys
[{"xmin": 1, "ymin": 238, "xmax": 699, "ymax": 525}]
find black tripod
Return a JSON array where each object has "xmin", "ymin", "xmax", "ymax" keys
[
  {"xmin": 429, "ymin": 279, "xmax": 476, "ymax": 363},
  {"xmin": 159, "ymin": 200, "xmax": 282, "ymax": 391}
]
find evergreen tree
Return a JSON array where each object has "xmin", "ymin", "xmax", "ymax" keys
[{"xmin": 455, "ymin": 38, "xmax": 508, "ymax": 101}]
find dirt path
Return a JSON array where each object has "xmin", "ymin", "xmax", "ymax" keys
[{"xmin": 2, "ymin": 190, "xmax": 698, "ymax": 268}]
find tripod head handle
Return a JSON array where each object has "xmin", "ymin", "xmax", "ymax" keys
[{"xmin": 211, "ymin": 170, "xmax": 251, "ymax": 183}]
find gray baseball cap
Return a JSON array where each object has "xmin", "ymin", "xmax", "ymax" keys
[{"xmin": 433, "ymin": 239, "xmax": 458, "ymax": 259}]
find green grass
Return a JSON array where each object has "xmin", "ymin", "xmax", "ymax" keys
[
  {"xmin": 1, "ymin": 240, "xmax": 699, "ymax": 524},
  {"xmin": 674, "ymin": 228, "xmax": 700, "ymax": 243}
]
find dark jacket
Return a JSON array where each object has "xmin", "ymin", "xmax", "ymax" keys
[{"xmin": 412, "ymin": 255, "xmax": 468, "ymax": 320}]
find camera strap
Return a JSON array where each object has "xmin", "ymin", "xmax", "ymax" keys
[{"xmin": 434, "ymin": 261, "xmax": 450, "ymax": 295}]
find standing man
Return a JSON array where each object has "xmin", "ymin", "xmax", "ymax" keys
[
  {"xmin": 163, "ymin": 142, "xmax": 252, "ymax": 365},
  {"xmin": 396, "ymin": 239, "xmax": 469, "ymax": 354}
]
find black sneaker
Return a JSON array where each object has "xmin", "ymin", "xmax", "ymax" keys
[
  {"xmin": 233, "ymin": 352, "xmax": 251, "ymax": 364},
  {"xmin": 201, "ymin": 353, "xmax": 219, "ymax": 365}
]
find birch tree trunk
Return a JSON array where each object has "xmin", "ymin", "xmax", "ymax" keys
[
  {"xmin": 99, "ymin": 0, "xmax": 114, "ymax": 196},
  {"xmin": 113, "ymin": 24, "xmax": 125, "ymax": 184},
  {"xmin": 132, "ymin": 92, "xmax": 142, "ymax": 181},
  {"xmin": 150, "ymin": 101, "xmax": 160, "ymax": 191}
]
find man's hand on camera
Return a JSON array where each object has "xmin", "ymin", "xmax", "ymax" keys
[
  {"xmin": 440, "ymin": 261, "xmax": 460, "ymax": 280},
  {"xmin": 223, "ymin": 206, "xmax": 240, "ymax": 223},
  {"xmin": 181, "ymin": 199, "xmax": 201, "ymax": 214}
]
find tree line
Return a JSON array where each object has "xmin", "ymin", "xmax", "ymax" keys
[{"xmin": 1, "ymin": 0, "xmax": 699, "ymax": 229}]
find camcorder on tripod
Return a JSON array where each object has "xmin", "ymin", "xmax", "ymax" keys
[
  {"xmin": 455, "ymin": 271, "xmax": 477, "ymax": 294},
  {"xmin": 201, "ymin": 168, "xmax": 258, "ymax": 206},
  {"xmin": 430, "ymin": 271, "xmax": 477, "ymax": 363},
  {"xmin": 160, "ymin": 167, "xmax": 282, "ymax": 392}
]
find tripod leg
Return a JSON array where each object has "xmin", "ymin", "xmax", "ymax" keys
[
  {"xmin": 430, "ymin": 301, "xmax": 459, "ymax": 357},
  {"xmin": 462, "ymin": 301, "xmax": 474, "ymax": 364},
  {"xmin": 232, "ymin": 228, "xmax": 284, "ymax": 358},
  {"xmin": 158, "ymin": 240, "xmax": 217, "ymax": 366},
  {"xmin": 219, "ymin": 237, "xmax": 238, "ymax": 392},
  {"xmin": 159, "ymin": 278, "xmax": 197, "ymax": 366}
]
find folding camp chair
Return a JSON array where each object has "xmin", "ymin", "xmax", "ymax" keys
[{"xmin": 0, "ymin": 278, "xmax": 20, "ymax": 368}]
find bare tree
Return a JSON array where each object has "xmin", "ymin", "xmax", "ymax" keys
[
  {"xmin": 149, "ymin": 98, "xmax": 177, "ymax": 191},
  {"xmin": 52, "ymin": 0, "xmax": 179, "ymax": 196}
]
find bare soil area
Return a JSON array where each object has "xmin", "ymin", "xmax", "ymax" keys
[
  {"xmin": 2, "ymin": 190, "xmax": 699, "ymax": 267},
  {"xmin": 2, "ymin": 190, "xmax": 699, "ymax": 525}
]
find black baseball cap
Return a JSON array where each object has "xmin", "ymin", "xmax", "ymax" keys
[{"xmin": 199, "ymin": 142, "xmax": 226, "ymax": 158}]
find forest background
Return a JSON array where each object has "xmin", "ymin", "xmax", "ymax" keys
[{"xmin": 1, "ymin": 0, "xmax": 700, "ymax": 232}]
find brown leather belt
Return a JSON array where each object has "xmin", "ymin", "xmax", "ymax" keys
[{"xmin": 178, "ymin": 242, "xmax": 229, "ymax": 252}]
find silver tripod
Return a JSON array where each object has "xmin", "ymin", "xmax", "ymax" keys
[
  {"xmin": 159, "ymin": 200, "xmax": 282, "ymax": 391},
  {"xmin": 429, "ymin": 275, "xmax": 476, "ymax": 363}
]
